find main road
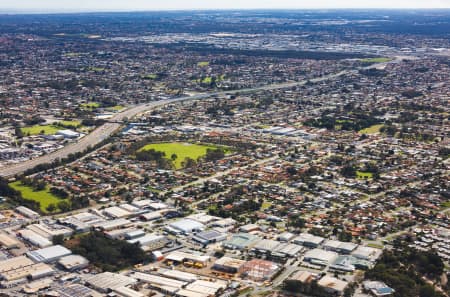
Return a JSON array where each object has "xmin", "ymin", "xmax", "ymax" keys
[{"xmin": 0, "ymin": 63, "xmax": 383, "ymax": 178}]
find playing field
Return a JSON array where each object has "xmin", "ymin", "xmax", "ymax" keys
[
  {"xmin": 197, "ymin": 61, "xmax": 210, "ymax": 67},
  {"xmin": 359, "ymin": 124, "xmax": 384, "ymax": 134},
  {"xmin": 21, "ymin": 125, "xmax": 61, "ymax": 135},
  {"xmin": 9, "ymin": 181, "xmax": 67, "ymax": 213},
  {"xmin": 58, "ymin": 120, "xmax": 82, "ymax": 127},
  {"xmin": 108, "ymin": 105, "xmax": 125, "ymax": 111},
  {"xmin": 356, "ymin": 171, "xmax": 373, "ymax": 179},
  {"xmin": 80, "ymin": 102, "xmax": 101, "ymax": 109},
  {"xmin": 21, "ymin": 121, "xmax": 82, "ymax": 135},
  {"xmin": 139, "ymin": 142, "xmax": 223, "ymax": 169},
  {"xmin": 360, "ymin": 57, "xmax": 392, "ymax": 63}
]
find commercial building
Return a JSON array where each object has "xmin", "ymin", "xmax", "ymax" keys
[
  {"xmin": 15, "ymin": 206, "xmax": 39, "ymax": 219},
  {"xmin": 192, "ymin": 230, "xmax": 227, "ymax": 245},
  {"xmin": 160, "ymin": 269, "xmax": 198, "ymax": 282},
  {"xmin": 84, "ymin": 272, "xmax": 137, "ymax": 293},
  {"xmin": 185, "ymin": 279, "xmax": 227, "ymax": 296},
  {"xmin": 272, "ymin": 243, "xmax": 304, "ymax": 259},
  {"xmin": 166, "ymin": 219, "xmax": 205, "ymax": 235},
  {"xmin": 93, "ymin": 218, "xmax": 132, "ymax": 231},
  {"xmin": 0, "ymin": 259, "xmax": 54, "ymax": 283},
  {"xmin": 277, "ymin": 232, "xmax": 295, "ymax": 242},
  {"xmin": 131, "ymin": 272, "xmax": 186, "ymax": 293},
  {"xmin": 0, "ymin": 256, "xmax": 34, "ymax": 275},
  {"xmin": 331, "ymin": 255, "xmax": 372, "ymax": 272},
  {"xmin": 113, "ymin": 286, "xmax": 144, "ymax": 297},
  {"xmin": 251, "ymin": 239, "xmax": 281, "ymax": 255},
  {"xmin": 165, "ymin": 251, "xmax": 210, "ymax": 267},
  {"xmin": 59, "ymin": 212, "xmax": 105, "ymax": 232},
  {"xmin": 55, "ymin": 284, "xmax": 101, "ymax": 297},
  {"xmin": 56, "ymin": 129, "xmax": 80, "ymax": 139},
  {"xmin": 127, "ymin": 234, "xmax": 169, "ymax": 251},
  {"xmin": 0, "ymin": 232, "xmax": 20, "ymax": 249},
  {"xmin": 139, "ymin": 211, "xmax": 163, "ymax": 221},
  {"xmin": 303, "ymin": 249, "xmax": 338, "ymax": 266},
  {"xmin": 26, "ymin": 223, "xmax": 73, "ymax": 240},
  {"xmin": 363, "ymin": 281, "xmax": 395, "ymax": 296},
  {"xmin": 213, "ymin": 256, "xmax": 246, "ymax": 274},
  {"xmin": 352, "ymin": 246, "xmax": 382, "ymax": 261},
  {"xmin": 223, "ymin": 233, "xmax": 260, "ymax": 250},
  {"xmin": 293, "ymin": 233, "xmax": 325, "ymax": 248},
  {"xmin": 18, "ymin": 229, "xmax": 52, "ymax": 248},
  {"xmin": 323, "ymin": 240, "xmax": 358, "ymax": 254},
  {"xmin": 58, "ymin": 255, "xmax": 89, "ymax": 271},
  {"xmin": 27, "ymin": 245, "xmax": 72, "ymax": 263},
  {"xmin": 317, "ymin": 275, "xmax": 348, "ymax": 295},
  {"xmin": 239, "ymin": 259, "xmax": 280, "ymax": 282},
  {"xmin": 103, "ymin": 206, "xmax": 131, "ymax": 219}
]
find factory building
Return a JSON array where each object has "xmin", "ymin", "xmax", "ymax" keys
[
  {"xmin": 27, "ymin": 245, "xmax": 72, "ymax": 263},
  {"xmin": 166, "ymin": 219, "xmax": 205, "ymax": 235}
]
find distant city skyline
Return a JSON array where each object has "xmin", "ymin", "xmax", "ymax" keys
[{"xmin": 2, "ymin": 0, "xmax": 450, "ymax": 13}]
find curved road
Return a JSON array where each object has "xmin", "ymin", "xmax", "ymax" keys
[{"xmin": 0, "ymin": 66, "xmax": 371, "ymax": 178}]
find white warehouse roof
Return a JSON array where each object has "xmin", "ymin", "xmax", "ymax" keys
[{"xmin": 27, "ymin": 245, "xmax": 72, "ymax": 263}]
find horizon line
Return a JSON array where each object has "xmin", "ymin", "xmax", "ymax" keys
[{"xmin": 2, "ymin": 7, "xmax": 450, "ymax": 15}]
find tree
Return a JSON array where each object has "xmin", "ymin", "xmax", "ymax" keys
[
  {"xmin": 52, "ymin": 234, "xmax": 64, "ymax": 245},
  {"xmin": 46, "ymin": 204, "xmax": 56, "ymax": 212},
  {"xmin": 14, "ymin": 127, "xmax": 24, "ymax": 138},
  {"xmin": 341, "ymin": 164, "xmax": 357, "ymax": 178},
  {"xmin": 182, "ymin": 157, "xmax": 197, "ymax": 169},
  {"xmin": 171, "ymin": 153, "xmax": 177, "ymax": 161},
  {"xmin": 57, "ymin": 201, "xmax": 71, "ymax": 212}
]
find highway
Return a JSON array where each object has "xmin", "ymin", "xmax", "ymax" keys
[{"xmin": 0, "ymin": 66, "xmax": 369, "ymax": 178}]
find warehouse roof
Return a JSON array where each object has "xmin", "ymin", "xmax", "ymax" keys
[
  {"xmin": 0, "ymin": 256, "xmax": 34, "ymax": 273},
  {"xmin": 293, "ymin": 233, "xmax": 325, "ymax": 246},
  {"xmin": 27, "ymin": 245, "xmax": 72, "ymax": 263},
  {"xmin": 58, "ymin": 255, "xmax": 89, "ymax": 270},
  {"xmin": 317, "ymin": 275, "xmax": 348, "ymax": 293},
  {"xmin": 304, "ymin": 248, "xmax": 338, "ymax": 265},
  {"xmin": 84, "ymin": 272, "xmax": 137, "ymax": 291},
  {"xmin": 169, "ymin": 219, "xmax": 205, "ymax": 234},
  {"xmin": 131, "ymin": 272, "xmax": 186, "ymax": 289},
  {"xmin": 223, "ymin": 233, "xmax": 260, "ymax": 250}
]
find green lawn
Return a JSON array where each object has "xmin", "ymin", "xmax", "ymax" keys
[
  {"xmin": 367, "ymin": 243, "xmax": 384, "ymax": 249},
  {"xmin": 57, "ymin": 120, "xmax": 82, "ymax": 127},
  {"xmin": 80, "ymin": 102, "xmax": 101, "ymax": 109},
  {"xmin": 138, "ymin": 142, "xmax": 224, "ymax": 169},
  {"xmin": 359, "ymin": 124, "xmax": 384, "ymax": 134},
  {"xmin": 441, "ymin": 201, "xmax": 450, "ymax": 209},
  {"xmin": 21, "ymin": 125, "xmax": 61, "ymax": 135},
  {"xmin": 261, "ymin": 201, "xmax": 272, "ymax": 210},
  {"xmin": 22, "ymin": 121, "xmax": 82, "ymax": 135},
  {"xmin": 87, "ymin": 67, "xmax": 106, "ymax": 72},
  {"xmin": 141, "ymin": 74, "xmax": 158, "ymax": 80},
  {"xmin": 9, "ymin": 181, "xmax": 67, "ymax": 213},
  {"xmin": 197, "ymin": 61, "xmax": 210, "ymax": 67},
  {"xmin": 108, "ymin": 105, "xmax": 125, "ymax": 111},
  {"xmin": 360, "ymin": 57, "xmax": 392, "ymax": 63},
  {"xmin": 356, "ymin": 171, "xmax": 374, "ymax": 179},
  {"xmin": 202, "ymin": 77, "xmax": 213, "ymax": 84}
]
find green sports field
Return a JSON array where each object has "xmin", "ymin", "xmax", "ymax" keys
[
  {"xmin": 359, "ymin": 124, "xmax": 384, "ymax": 134},
  {"xmin": 360, "ymin": 57, "xmax": 392, "ymax": 63},
  {"xmin": 9, "ymin": 181, "xmax": 68, "ymax": 213},
  {"xmin": 138, "ymin": 142, "xmax": 225, "ymax": 169},
  {"xmin": 21, "ymin": 120, "xmax": 82, "ymax": 136},
  {"xmin": 21, "ymin": 125, "xmax": 61, "ymax": 135},
  {"xmin": 356, "ymin": 171, "xmax": 373, "ymax": 179}
]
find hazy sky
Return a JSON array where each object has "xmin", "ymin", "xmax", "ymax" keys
[{"xmin": 2, "ymin": 0, "xmax": 450, "ymax": 12}]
